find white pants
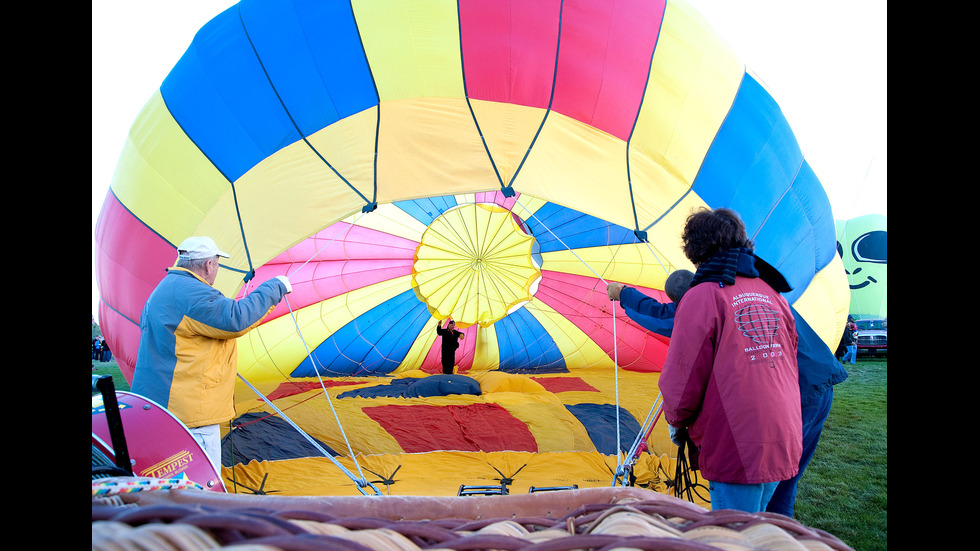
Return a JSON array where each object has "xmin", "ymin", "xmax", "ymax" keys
[{"xmin": 188, "ymin": 423, "xmax": 222, "ymax": 473}]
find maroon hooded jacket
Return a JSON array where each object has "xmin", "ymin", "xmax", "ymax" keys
[{"xmin": 659, "ymin": 273, "xmax": 802, "ymax": 485}]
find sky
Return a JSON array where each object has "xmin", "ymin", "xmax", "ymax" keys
[{"xmin": 91, "ymin": 0, "xmax": 886, "ymax": 323}]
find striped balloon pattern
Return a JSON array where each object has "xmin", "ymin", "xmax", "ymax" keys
[{"xmin": 95, "ymin": 0, "xmax": 849, "ymax": 385}]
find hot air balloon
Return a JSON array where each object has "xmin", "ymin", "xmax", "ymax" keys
[
  {"xmin": 836, "ymin": 214, "xmax": 887, "ymax": 319},
  {"xmin": 94, "ymin": 0, "xmax": 849, "ymax": 497}
]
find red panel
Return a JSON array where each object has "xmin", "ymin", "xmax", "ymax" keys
[
  {"xmin": 459, "ymin": 0, "xmax": 562, "ymax": 109},
  {"xmin": 98, "ymin": 302, "xmax": 141, "ymax": 384},
  {"xmin": 363, "ymin": 403, "xmax": 537, "ymax": 453},
  {"xmin": 265, "ymin": 380, "xmax": 365, "ymax": 401},
  {"xmin": 552, "ymin": 0, "xmax": 665, "ymax": 140},
  {"xmin": 459, "ymin": 0, "xmax": 666, "ymax": 140},
  {"xmin": 530, "ymin": 376, "xmax": 598, "ymax": 393},
  {"xmin": 94, "ymin": 192, "xmax": 180, "ymax": 383},
  {"xmin": 534, "ymin": 270, "xmax": 669, "ymax": 372}
]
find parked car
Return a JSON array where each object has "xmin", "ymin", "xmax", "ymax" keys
[{"xmin": 854, "ymin": 318, "xmax": 887, "ymax": 356}]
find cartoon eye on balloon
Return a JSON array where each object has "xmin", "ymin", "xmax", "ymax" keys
[{"xmin": 95, "ymin": 0, "xmax": 848, "ymax": 384}]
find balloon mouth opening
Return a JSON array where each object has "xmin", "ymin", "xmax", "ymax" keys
[{"xmin": 411, "ymin": 202, "xmax": 542, "ymax": 328}]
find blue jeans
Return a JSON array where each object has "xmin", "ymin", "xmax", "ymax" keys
[
  {"xmin": 766, "ymin": 387, "xmax": 834, "ymax": 517},
  {"xmin": 841, "ymin": 344, "xmax": 857, "ymax": 364},
  {"xmin": 709, "ymin": 480, "xmax": 779, "ymax": 513}
]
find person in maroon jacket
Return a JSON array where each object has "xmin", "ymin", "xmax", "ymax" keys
[{"xmin": 659, "ymin": 208, "xmax": 802, "ymax": 513}]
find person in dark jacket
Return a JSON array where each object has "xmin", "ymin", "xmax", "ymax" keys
[
  {"xmin": 656, "ymin": 208, "xmax": 802, "ymax": 513},
  {"xmin": 609, "ymin": 260, "xmax": 847, "ymax": 517},
  {"xmin": 435, "ymin": 319, "xmax": 464, "ymax": 374}
]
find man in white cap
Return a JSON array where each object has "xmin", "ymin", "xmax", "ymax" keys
[{"xmin": 131, "ymin": 236, "xmax": 291, "ymax": 472}]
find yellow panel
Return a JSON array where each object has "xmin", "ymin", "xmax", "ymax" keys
[
  {"xmin": 349, "ymin": 202, "xmax": 429, "ymax": 243},
  {"xmin": 472, "ymin": 324, "xmax": 500, "ymax": 370},
  {"xmin": 220, "ymin": 450, "xmax": 677, "ymax": 498},
  {"xmin": 512, "ymin": 113, "xmax": 638, "ymax": 232},
  {"xmin": 467, "ymin": 99, "xmax": 551, "ymax": 188},
  {"xmin": 790, "ymin": 254, "xmax": 851, "ymax": 352},
  {"xmin": 212, "ymin": 108, "xmax": 380, "ymax": 298},
  {"xmin": 110, "ymin": 91, "xmax": 229, "ymax": 248},
  {"xmin": 482, "ymin": 392, "xmax": 596, "ymax": 452},
  {"xmin": 629, "ymin": 0, "xmax": 743, "ymax": 229},
  {"xmin": 508, "ymin": 194, "xmax": 549, "ymax": 223},
  {"xmin": 540, "ymin": 244, "xmax": 675, "ymax": 290},
  {"xmin": 376, "ymin": 97, "xmax": 500, "ymax": 200},
  {"xmin": 221, "ymin": 368, "xmax": 695, "ymax": 502},
  {"xmin": 352, "ymin": 0, "xmax": 464, "ymax": 102}
]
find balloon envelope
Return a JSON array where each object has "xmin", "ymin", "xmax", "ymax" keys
[{"xmin": 94, "ymin": 0, "xmax": 849, "ymax": 495}]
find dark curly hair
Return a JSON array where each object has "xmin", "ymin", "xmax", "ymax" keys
[{"xmin": 681, "ymin": 207, "xmax": 754, "ymax": 266}]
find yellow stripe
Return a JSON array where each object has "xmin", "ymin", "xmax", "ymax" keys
[
  {"xmin": 472, "ymin": 323, "xmax": 501, "ymax": 370},
  {"xmin": 110, "ymin": 91, "xmax": 229, "ymax": 253},
  {"xmin": 375, "ymin": 98, "xmax": 500, "ymax": 202},
  {"xmin": 629, "ymin": 0, "xmax": 743, "ymax": 229},
  {"xmin": 352, "ymin": 0, "xmax": 464, "ymax": 102},
  {"xmin": 790, "ymin": 254, "xmax": 851, "ymax": 352}
]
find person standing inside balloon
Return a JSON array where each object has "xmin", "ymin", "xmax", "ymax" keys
[
  {"xmin": 654, "ymin": 208, "xmax": 802, "ymax": 513},
  {"xmin": 130, "ymin": 236, "xmax": 292, "ymax": 472},
  {"xmin": 436, "ymin": 319, "xmax": 465, "ymax": 375}
]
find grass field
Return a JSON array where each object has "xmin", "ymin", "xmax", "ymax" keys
[
  {"xmin": 793, "ymin": 357, "xmax": 887, "ymax": 550},
  {"xmin": 90, "ymin": 355, "xmax": 886, "ymax": 549}
]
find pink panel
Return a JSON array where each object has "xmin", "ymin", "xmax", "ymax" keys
[
  {"xmin": 99, "ymin": 302, "xmax": 142, "ymax": 384},
  {"xmin": 534, "ymin": 270, "xmax": 669, "ymax": 372},
  {"xmin": 459, "ymin": 0, "xmax": 562, "ymax": 109},
  {"xmin": 95, "ymin": 192, "xmax": 180, "ymax": 383},
  {"xmin": 460, "ymin": 0, "xmax": 666, "ymax": 141},
  {"xmin": 552, "ymin": 0, "xmax": 666, "ymax": 140},
  {"xmin": 237, "ymin": 222, "xmax": 418, "ymax": 322}
]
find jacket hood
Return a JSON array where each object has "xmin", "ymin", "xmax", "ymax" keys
[{"xmin": 690, "ymin": 247, "xmax": 792, "ymax": 293}]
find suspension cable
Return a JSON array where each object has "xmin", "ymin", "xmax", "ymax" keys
[{"xmin": 236, "ymin": 372, "xmax": 381, "ymax": 496}]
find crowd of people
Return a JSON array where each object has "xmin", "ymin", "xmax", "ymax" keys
[{"xmin": 92, "ymin": 335, "xmax": 112, "ymax": 364}]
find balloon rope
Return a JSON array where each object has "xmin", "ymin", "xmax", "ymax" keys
[
  {"xmin": 238, "ymin": 209, "xmax": 374, "ymax": 484},
  {"xmin": 615, "ymin": 395, "xmax": 663, "ymax": 486},
  {"xmin": 509, "ymin": 196, "xmax": 627, "ymax": 472},
  {"xmin": 508, "ymin": 197, "xmax": 676, "ymax": 481},
  {"xmin": 236, "ymin": 372, "xmax": 381, "ymax": 496}
]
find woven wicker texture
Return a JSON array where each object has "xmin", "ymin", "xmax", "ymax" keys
[{"xmin": 93, "ymin": 490, "xmax": 854, "ymax": 550}]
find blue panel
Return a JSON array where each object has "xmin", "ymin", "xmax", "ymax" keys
[
  {"xmin": 566, "ymin": 403, "xmax": 641, "ymax": 455},
  {"xmin": 495, "ymin": 309, "xmax": 567, "ymax": 373},
  {"xmin": 162, "ymin": 5, "xmax": 298, "ymax": 182},
  {"xmin": 692, "ymin": 73, "xmax": 838, "ymax": 299},
  {"xmin": 527, "ymin": 203, "xmax": 640, "ymax": 253},
  {"xmin": 753, "ymin": 162, "xmax": 837, "ymax": 302},
  {"xmin": 161, "ymin": 0, "xmax": 378, "ymax": 183},
  {"xmin": 291, "ymin": 290, "xmax": 430, "ymax": 377},
  {"xmin": 239, "ymin": 0, "xmax": 378, "ymax": 135},
  {"xmin": 395, "ymin": 196, "xmax": 459, "ymax": 227}
]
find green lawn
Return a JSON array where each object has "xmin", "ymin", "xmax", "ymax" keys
[
  {"xmin": 92, "ymin": 358, "xmax": 129, "ymax": 392},
  {"xmin": 90, "ymin": 355, "xmax": 886, "ymax": 549},
  {"xmin": 793, "ymin": 357, "xmax": 887, "ymax": 550}
]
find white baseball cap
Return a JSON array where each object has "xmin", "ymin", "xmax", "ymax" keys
[{"xmin": 177, "ymin": 236, "xmax": 230, "ymax": 260}]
